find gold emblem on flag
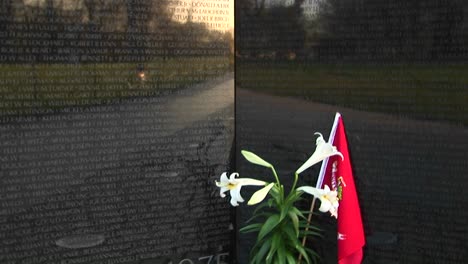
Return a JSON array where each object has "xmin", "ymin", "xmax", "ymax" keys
[{"xmin": 331, "ymin": 161, "xmax": 346, "ymax": 201}]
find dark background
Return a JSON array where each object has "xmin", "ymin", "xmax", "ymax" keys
[
  {"xmin": 1, "ymin": 0, "xmax": 468, "ymax": 263},
  {"xmin": 236, "ymin": 0, "xmax": 467, "ymax": 263}
]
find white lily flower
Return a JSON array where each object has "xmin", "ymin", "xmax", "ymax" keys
[
  {"xmin": 295, "ymin": 133, "xmax": 344, "ymax": 174},
  {"xmin": 298, "ymin": 185, "xmax": 339, "ymax": 218},
  {"xmin": 215, "ymin": 172, "xmax": 266, "ymax": 206}
]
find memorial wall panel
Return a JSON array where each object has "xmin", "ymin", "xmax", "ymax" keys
[
  {"xmin": 236, "ymin": 0, "xmax": 467, "ymax": 263},
  {"xmin": 1, "ymin": 0, "xmax": 234, "ymax": 263}
]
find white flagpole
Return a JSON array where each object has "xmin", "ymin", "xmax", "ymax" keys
[
  {"xmin": 315, "ymin": 112, "xmax": 341, "ymax": 188},
  {"xmin": 299, "ymin": 112, "xmax": 342, "ymax": 263}
]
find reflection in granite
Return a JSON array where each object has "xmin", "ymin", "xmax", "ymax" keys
[
  {"xmin": 1, "ymin": 75, "xmax": 234, "ymax": 263},
  {"xmin": 236, "ymin": 89, "xmax": 468, "ymax": 263},
  {"xmin": 236, "ymin": 1, "xmax": 467, "ymax": 263},
  {"xmin": 0, "ymin": 0, "xmax": 234, "ymax": 262},
  {"xmin": 56, "ymin": 234, "xmax": 106, "ymax": 249}
]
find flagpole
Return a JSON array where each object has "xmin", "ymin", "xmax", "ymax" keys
[
  {"xmin": 298, "ymin": 113, "xmax": 341, "ymax": 263},
  {"xmin": 298, "ymin": 197, "xmax": 317, "ymax": 263},
  {"xmin": 316, "ymin": 112, "xmax": 341, "ymax": 188}
]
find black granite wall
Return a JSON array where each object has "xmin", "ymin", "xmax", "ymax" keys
[
  {"xmin": 236, "ymin": 0, "xmax": 468, "ymax": 263},
  {"xmin": 0, "ymin": 0, "xmax": 234, "ymax": 263}
]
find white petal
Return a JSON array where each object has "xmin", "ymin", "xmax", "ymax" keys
[
  {"xmin": 215, "ymin": 181, "xmax": 226, "ymax": 188},
  {"xmin": 230, "ymin": 187, "xmax": 244, "ymax": 203},
  {"xmin": 299, "ymin": 185, "xmax": 339, "ymax": 217},
  {"xmin": 219, "ymin": 187, "xmax": 228, "ymax": 198},
  {"xmin": 228, "ymin": 172, "xmax": 239, "ymax": 181},
  {"xmin": 248, "ymin": 183, "xmax": 274, "ymax": 205},
  {"xmin": 318, "ymin": 199, "xmax": 332, "ymax": 212},
  {"xmin": 230, "ymin": 197, "xmax": 239, "ymax": 206},
  {"xmin": 295, "ymin": 133, "xmax": 343, "ymax": 174},
  {"xmin": 330, "ymin": 209, "xmax": 338, "ymax": 218},
  {"xmin": 229, "ymin": 185, "xmax": 243, "ymax": 206},
  {"xmin": 236, "ymin": 178, "xmax": 266, "ymax": 186},
  {"xmin": 220, "ymin": 172, "xmax": 229, "ymax": 183},
  {"xmin": 297, "ymin": 186, "xmax": 323, "ymax": 197},
  {"xmin": 241, "ymin": 150, "xmax": 272, "ymax": 168},
  {"xmin": 315, "ymin": 132, "xmax": 325, "ymax": 145},
  {"xmin": 332, "ymin": 200, "xmax": 339, "ymax": 208}
]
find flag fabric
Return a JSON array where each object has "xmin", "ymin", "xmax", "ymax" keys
[{"xmin": 316, "ymin": 113, "xmax": 365, "ymax": 264}]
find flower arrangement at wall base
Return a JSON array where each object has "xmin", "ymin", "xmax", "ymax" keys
[{"xmin": 215, "ymin": 133, "xmax": 343, "ymax": 264}]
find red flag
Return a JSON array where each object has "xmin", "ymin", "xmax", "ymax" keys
[{"xmin": 317, "ymin": 113, "xmax": 365, "ymax": 264}]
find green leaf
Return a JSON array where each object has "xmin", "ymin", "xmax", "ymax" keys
[
  {"xmin": 295, "ymin": 243, "xmax": 311, "ymax": 264},
  {"xmin": 288, "ymin": 211, "xmax": 300, "ymax": 236},
  {"xmin": 290, "ymin": 207, "xmax": 306, "ymax": 220},
  {"xmin": 299, "ymin": 222, "xmax": 322, "ymax": 232},
  {"xmin": 276, "ymin": 239, "xmax": 286, "ymax": 262},
  {"xmin": 252, "ymin": 201, "xmax": 272, "ymax": 215},
  {"xmin": 266, "ymin": 233, "xmax": 281, "ymax": 263},
  {"xmin": 279, "ymin": 204, "xmax": 291, "ymax": 222},
  {"xmin": 241, "ymin": 150, "xmax": 272, "ymax": 168},
  {"xmin": 268, "ymin": 198, "xmax": 275, "ymax": 207},
  {"xmin": 257, "ymin": 214, "xmax": 280, "ymax": 242},
  {"xmin": 246, "ymin": 211, "xmax": 273, "ymax": 224},
  {"xmin": 300, "ymin": 210, "xmax": 317, "ymax": 216},
  {"xmin": 285, "ymin": 189, "xmax": 303, "ymax": 205},
  {"xmin": 285, "ymin": 252, "xmax": 296, "ymax": 264},
  {"xmin": 239, "ymin": 223, "xmax": 262, "ymax": 233},
  {"xmin": 252, "ymin": 238, "xmax": 272, "ymax": 264},
  {"xmin": 269, "ymin": 185, "xmax": 283, "ymax": 207},
  {"xmin": 304, "ymin": 247, "xmax": 321, "ymax": 264},
  {"xmin": 299, "ymin": 229, "xmax": 323, "ymax": 238},
  {"xmin": 283, "ymin": 224, "xmax": 299, "ymax": 244}
]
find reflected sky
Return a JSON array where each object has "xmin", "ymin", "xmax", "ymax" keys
[
  {"xmin": 22, "ymin": 0, "xmax": 235, "ymax": 34},
  {"xmin": 170, "ymin": 0, "xmax": 234, "ymax": 34}
]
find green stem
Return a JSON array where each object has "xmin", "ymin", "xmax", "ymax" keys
[
  {"xmin": 280, "ymin": 184, "xmax": 285, "ymax": 204},
  {"xmin": 270, "ymin": 166, "xmax": 281, "ymax": 186},
  {"xmin": 291, "ymin": 172, "xmax": 299, "ymax": 194},
  {"xmin": 269, "ymin": 166, "xmax": 285, "ymax": 205}
]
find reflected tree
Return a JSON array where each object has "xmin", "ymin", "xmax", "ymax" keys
[
  {"xmin": 1, "ymin": 0, "xmax": 231, "ymax": 63},
  {"xmin": 0, "ymin": 0, "xmax": 14, "ymax": 25},
  {"xmin": 313, "ymin": 0, "xmax": 468, "ymax": 62},
  {"xmin": 236, "ymin": 0, "xmax": 306, "ymax": 60}
]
